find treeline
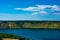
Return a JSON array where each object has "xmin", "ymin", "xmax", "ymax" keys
[{"xmin": 0, "ymin": 21, "xmax": 60, "ymax": 29}]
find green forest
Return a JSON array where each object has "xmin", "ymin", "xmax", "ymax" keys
[{"xmin": 0, "ymin": 21, "xmax": 60, "ymax": 29}]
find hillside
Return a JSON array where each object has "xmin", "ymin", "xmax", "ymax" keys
[
  {"xmin": 0, "ymin": 33, "xmax": 29, "ymax": 40},
  {"xmin": 0, "ymin": 21, "xmax": 60, "ymax": 29}
]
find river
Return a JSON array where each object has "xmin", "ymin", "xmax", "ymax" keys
[{"xmin": 0, "ymin": 29, "xmax": 60, "ymax": 40}]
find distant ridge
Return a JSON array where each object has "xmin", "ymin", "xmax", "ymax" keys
[{"xmin": 0, "ymin": 21, "xmax": 60, "ymax": 29}]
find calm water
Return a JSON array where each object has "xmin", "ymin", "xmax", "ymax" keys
[{"xmin": 0, "ymin": 29, "xmax": 60, "ymax": 40}]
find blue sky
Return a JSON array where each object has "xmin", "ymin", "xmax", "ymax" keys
[{"xmin": 0, "ymin": 0, "xmax": 60, "ymax": 20}]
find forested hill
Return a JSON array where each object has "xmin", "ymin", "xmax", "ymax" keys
[{"xmin": 0, "ymin": 21, "xmax": 60, "ymax": 29}]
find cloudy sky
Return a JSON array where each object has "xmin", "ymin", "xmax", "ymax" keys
[{"xmin": 0, "ymin": 0, "xmax": 60, "ymax": 20}]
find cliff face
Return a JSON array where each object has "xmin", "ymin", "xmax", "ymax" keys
[{"xmin": 0, "ymin": 21, "xmax": 60, "ymax": 29}]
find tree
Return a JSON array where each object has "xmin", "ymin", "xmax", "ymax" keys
[{"xmin": 7, "ymin": 22, "xmax": 20, "ymax": 29}]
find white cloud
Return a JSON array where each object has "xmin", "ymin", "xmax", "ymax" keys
[
  {"xmin": 32, "ymin": 11, "xmax": 48, "ymax": 15},
  {"xmin": 14, "ymin": 5, "xmax": 60, "ymax": 15},
  {"xmin": 52, "ymin": 5, "xmax": 60, "ymax": 11},
  {"xmin": 39, "ymin": 11, "xmax": 47, "ymax": 14},
  {"xmin": 14, "ymin": 5, "xmax": 60, "ymax": 11},
  {"xmin": 14, "ymin": 8, "xmax": 22, "ymax": 10},
  {"xmin": 14, "ymin": 7, "xmax": 38, "ymax": 11},
  {"xmin": 36, "ymin": 5, "xmax": 52, "ymax": 10},
  {"xmin": 32, "ymin": 12, "xmax": 38, "ymax": 15},
  {"xmin": 23, "ymin": 7, "xmax": 37, "ymax": 11}
]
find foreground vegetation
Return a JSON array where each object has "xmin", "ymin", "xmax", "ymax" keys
[
  {"xmin": 0, "ymin": 33, "xmax": 29, "ymax": 40},
  {"xmin": 0, "ymin": 21, "xmax": 60, "ymax": 29}
]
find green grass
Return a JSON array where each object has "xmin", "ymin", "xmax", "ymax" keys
[{"xmin": 0, "ymin": 33, "xmax": 21, "ymax": 38}]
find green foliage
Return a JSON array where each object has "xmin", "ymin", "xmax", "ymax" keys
[
  {"xmin": 0, "ymin": 33, "xmax": 29, "ymax": 40},
  {"xmin": 0, "ymin": 33, "xmax": 20, "ymax": 39}
]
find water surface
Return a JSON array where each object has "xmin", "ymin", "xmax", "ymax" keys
[{"xmin": 0, "ymin": 29, "xmax": 60, "ymax": 40}]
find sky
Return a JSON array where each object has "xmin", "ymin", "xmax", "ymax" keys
[{"xmin": 0, "ymin": 0, "xmax": 60, "ymax": 20}]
